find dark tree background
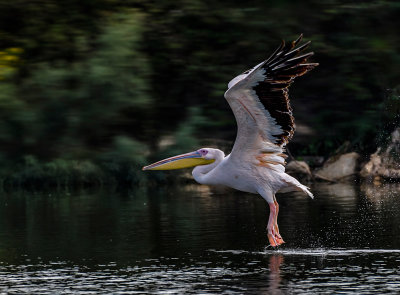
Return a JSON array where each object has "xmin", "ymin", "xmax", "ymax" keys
[{"xmin": 0, "ymin": 0, "xmax": 399, "ymax": 186}]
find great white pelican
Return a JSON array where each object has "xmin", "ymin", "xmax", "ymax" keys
[{"xmin": 143, "ymin": 35, "xmax": 318, "ymax": 247}]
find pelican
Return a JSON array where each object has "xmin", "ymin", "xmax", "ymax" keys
[{"xmin": 143, "ymin": 35, "xmax": 318, "ymax": 247}]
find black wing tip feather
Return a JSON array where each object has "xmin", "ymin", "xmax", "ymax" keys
[
  {"xmin": 255, "ymin": 34, "xmax": 317, "ymax": 146},
  {"xmin": 293, "ymin": 34, "xmax": 303, "ymax": 46},
  {"xmin": 268, "ymin": 36, "xmax": 315, "ymax": 71},
  {"xmin": 284, "ymin": 41, "xmax": 311, "ymax": 57},
  {"xmin": 266, "ymin": 36, "xmax": 318, "ymax": 76},
  {"xmin": 264, "ymin": 39, "xmax": 286, "ymax": 64}
]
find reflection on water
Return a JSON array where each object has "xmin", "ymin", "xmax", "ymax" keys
[
  {"xmin": 0, "ymin": 182, "xmax": 399, "ymax": 294},
  {"xmin": 268, "ymin": 255, "xmax": 283, "ymax": 295}
]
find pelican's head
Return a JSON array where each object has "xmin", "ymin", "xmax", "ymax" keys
[{"xmin": 142, "ymin": 148, "xmax": 217, "ymax": 171}]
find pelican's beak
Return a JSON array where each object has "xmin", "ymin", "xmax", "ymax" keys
[{"xmin": 142, "ymin": 151, "xmax": 214, "ymax": 171}]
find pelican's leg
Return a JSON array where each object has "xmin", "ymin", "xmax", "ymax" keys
[
  {"xmin": 273, "ymin": 199, "xmax": 285, "ymax": 245},
  {"xmin": 260, "ymin": 190, "xmax": 284, "ymax": 247},
  {"xmin": 267, "ymin": 198, "xmax": 285, "ymax": 247},
  {"xmin": 267, "ymin": 202, "xmax": 278, "ymax": 247}
]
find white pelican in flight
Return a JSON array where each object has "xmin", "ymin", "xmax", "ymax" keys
[{"xmin": 143, "ymin": 35, "xmax": 318, "ymax": 247}]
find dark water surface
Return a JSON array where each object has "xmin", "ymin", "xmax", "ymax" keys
[{"xmin": 0, "ymin": 182, "xmax": 400, "ymax": 294}]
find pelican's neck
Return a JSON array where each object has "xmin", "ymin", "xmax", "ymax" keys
[{"xmin": 192, "ymin": 150, "xmax": 225, "ymax": 185}]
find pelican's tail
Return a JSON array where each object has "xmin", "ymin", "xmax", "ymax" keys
[
  {"xmin": 299, "ymin": 184, "xmax": 314, "ymax": 199},
  {"xmin": 278, "ymin": 173, "xmax": 314, "ymax": 199}
]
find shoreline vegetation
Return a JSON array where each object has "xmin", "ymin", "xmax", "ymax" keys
[
  {"xmin": 1, "ymin": 128, "xmax": 398, "ymax": 190},
  {"xmin": 0, "ymin": 1, "xmax": 399, "ymax": 190}
]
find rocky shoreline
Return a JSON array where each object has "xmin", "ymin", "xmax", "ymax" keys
[{"xmin": 287, "ymin": 128, "xmax": 400, "ymax": 184}]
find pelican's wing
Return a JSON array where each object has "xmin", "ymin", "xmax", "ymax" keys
[{"xmin": 224, "ymin": 35, "xmax": 318, "ymax": 169}]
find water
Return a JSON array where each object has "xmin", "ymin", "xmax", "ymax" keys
[{"xmin": 0, "ymin": 182, "xmax": 399, "ymax": 294}]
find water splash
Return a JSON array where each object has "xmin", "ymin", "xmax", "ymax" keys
[{"xmin": 209, "ymin": 248, "xmax": 400, "ymax": 257}]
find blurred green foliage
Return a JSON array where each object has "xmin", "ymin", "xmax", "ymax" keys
[{"xmin": 0, "ymin": 0, "xmax": 399, "ymax": 186}]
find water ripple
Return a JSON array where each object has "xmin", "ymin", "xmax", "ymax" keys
[{"xmin": 210, "ymin": 248, "xmax": 400, "ymax": 256}]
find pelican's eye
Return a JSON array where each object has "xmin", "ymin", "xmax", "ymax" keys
[{"xmin": 200, "ymin": 149, "xmax": 208, "ymax": 156}]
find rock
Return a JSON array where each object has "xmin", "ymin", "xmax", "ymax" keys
[
  {"xmin": 360, "ymin": 128, "xmax": 400, "ymax": 180},
  {"xmin": 360, "ymin": 149, "xmax": 383, "ymax": 178},
  {"xmin": 286, "ymin": 160, "xmax": 312, "ymax": 178},
  {"xmin": 315, "ymin": 152, "xmax": 360, "ymax": 181}
]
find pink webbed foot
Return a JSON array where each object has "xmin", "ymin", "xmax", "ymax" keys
[{"xmin": 267, "ymin": 226, "xmax": 285, "ymax": 247}]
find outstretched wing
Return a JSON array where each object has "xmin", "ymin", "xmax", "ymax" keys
[{"xmin": 224, "ymin": 34, "xmax": 318, "ymax": 170}]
